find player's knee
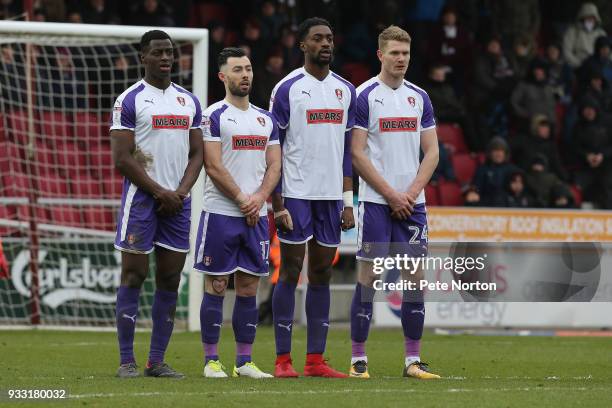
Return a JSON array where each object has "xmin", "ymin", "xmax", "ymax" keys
[
  {"xmin": 307, "ymin": 264, "xmax": 332, "ymax": 285},
  {"xmin": 120, "ymin": 269, "xmax": 146, "ymax": 288},
  {"xmin": 205, "ymin": 276, "xmax": 229, "ymax": 296},
  {"xmin": 280, "ymin": 255, "xmax": 304, "ymax": 284},
  {"xmin": 235, "ymin": 278, "xmax": 258, "ymax": 297},
  {"xmin": 157, "ymin": 272, "xmax": 181, "ymax": 292}
]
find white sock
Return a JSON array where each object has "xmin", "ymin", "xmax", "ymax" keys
[
  {"xmin": 405, "ymin": 356, "xmax": 420, "ymax": 367},
  {"xmin": 351, "ymin": 356, "xmax": 367, "ymax": 364}
]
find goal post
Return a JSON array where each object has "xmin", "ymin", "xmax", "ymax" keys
[{"xmin": 0, "ymin": 21, "xmax": 207, "ymax": 331}]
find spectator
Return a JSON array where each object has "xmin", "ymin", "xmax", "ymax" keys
[
  {"xmin": 429, "ymin": 141, "xmax": 456, "ymax": 183},
  {"xmin": 490, "ymin": 0, "xmax": 540, "ymax": 48},
  {"xmin": 471, "ymin": 36, "xmax": 515, "ymax": 143},
  {"xmin": 578, "ymin": 35, "xmax": 612, "ymax": 85},
  {"xmin": 280, "ymin": 25, "xmax": 302, "ymax": 72},
  {"xmin": 38, "ymin": 48, "xmax": 87, "ymax": 110},
  {"xmin": 544, "ymin": 42, "xmax": 574, "ymax": 104},
  {"xmin": 426, "ymin": 6, "xmax": 473, "ymax": 93},
  {"xmin": 67, "ymin": 11, "xmax": 83, "ymax": 23},
  {"xmin": 259, "ymin": 0, "xmax": 286, "ymax": 41},
  {"xmin": 511, "ymin": 114, "xmax": 567, "ymax": 180},
  {"xmin": 424, "ymin": 64, "xmax": 478, "ymax": 151},
  {"xmin": 508, "ymin": 34, "xmax": 536, "ymax": 81},
  {"xmin": 241, "ymin": 18, "xmax": 267, "ymax": 67},
  {"xmin": 132, "ymin": 0, "xmax": 174, "ymax": 27},
  {"xmin": 563, "ymin": 2, "xmax": 607, "ymax": 68},
  {"xmin": 549, "ymin": 183, "xmax": 576, "ymax": 208},
  {"xmin": 504, "ymin": 171, "xmax": 537, "ymax": 208},
  {"xmin": 510, "ymin": 58, "xmax": 557, "ymax": 126},
  {"xmin": 208, "ymin": 22, "xmax": 226, "ymax": 104},
  {"xmin": 471, "ymin": 137, "xmax": 519, "ymax": 206},
  {"xmin": 0, "ymin": 44, "xmax": 26, "ymax": 109},
  {"xmin": 577, "ymin": 66, "xmax": 612, "ymax": 117},
  {"xmin": 80, "ymin": 0, "xmax": 119, "ymax": 25},
  {"xmin": 40, "ymin": 0, "xmax": 66, "ymax": 22},
  {"xmin": 253, "ymin": 49, "xmax": 286, "ymax": 109},
  {"xmin": 524, "ymin": 154, "xmax": 567, "ymax": 207},
  {"xmin": 572, "ymin": 96, "xmax": 612, "ymax": 208}
]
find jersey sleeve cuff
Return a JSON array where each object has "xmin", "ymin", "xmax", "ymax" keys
[
  {"xmin": 353, "ymin": 125, "xmax": 368, "ymax": 131},
  {"xmin": 422, "ymin": 125, "xmax": 436, "ymax": 131},
  {"xmin": 268, "ymin": 140, "xmax": 280, "ymax": 145},
  {"xmin": 203, "ymin": 136, "xmax": 221, "ymax": 142},
  {"xmin": 110, "ymin": 125, "xmax": 135, "ymax": 131}
]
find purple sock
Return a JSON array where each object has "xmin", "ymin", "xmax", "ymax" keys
[
  {"xmin": 116, "ymin": 286, "xmax": 140, "ymax": 365},
  {"xmin": 236, "ymin": 342, "xmax": 253, "ymax": 367},
  {"xmin": 401, "ymin": 301, "xmax": 425, "ymax": 343},
  {"xmin": 272, "ymin": 280, "xmax": 296, "ymax": 355},
  {"xmin": 204, "ymin": 343, "xmax": 218, "ymax": 362},
  {"xmin": 233, "ymin": 295, "xmax": 257, "ymax": 367},
  {"xmin": 201, "ymin": 292, "xmax": 224, "ymax": 363},
  {"xmin": 148, "ymin": 289, "xmax": 177, "ymax": 364},
  {"xmin": 350, "ymin": 283, "xmax": 375, "ymax": 357},
  {"xmin": 306, "ymin": 284, "xmax": 330, "ymax": 355},
  {"xmin": 405, "ymin": 337, "xmax": 421, "ymax": 358}
]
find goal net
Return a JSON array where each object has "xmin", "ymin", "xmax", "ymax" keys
[{"xmin": 0, "ymin": 21, "xmax": 207, "ymax": 329}]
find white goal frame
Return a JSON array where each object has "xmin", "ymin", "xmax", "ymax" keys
[{"xmin": 0, "ymin": 21, "xmax": 207, "ymax": 331}]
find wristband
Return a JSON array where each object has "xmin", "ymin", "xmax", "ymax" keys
[{"xmin": 343, "ymin": 191, "xmax": 354, "ymax": 208}]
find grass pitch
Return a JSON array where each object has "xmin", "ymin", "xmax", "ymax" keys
[{"xmin": 1, "ymin": 327, "xmax": 611, "ymax": 407}]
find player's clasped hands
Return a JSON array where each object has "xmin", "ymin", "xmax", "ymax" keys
[
  {"xmin": 388, "ymin": 190, "xmax": 415, "ymax": 220},
  {"xmin": 341, "ymin": 207, "xmax": 355, "ymax": 231},
  {"xmin": 154, "ymin": 189, "xmax": 184, "ymax": 216},
  {"xmin": 237, "ymin": 192, "xmax": 264, "ymax": 227}
]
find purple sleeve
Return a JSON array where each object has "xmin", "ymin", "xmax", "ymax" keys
[
  {"xmin": 421, "ymin": 92, "xmax": 436, "ymax": 129},
  {"xmin": 342, "ymin": 130, "xmax": 352, "ymax": 177},
  {"xmin": 346, "ymin": 84, "xmax": 357, "ymax": 130},
  {"xmin": 355, "ymin": 91, "xmax": 369, "ymax": 129},
  {"xmin": 271, "ymin": 73, "xmax": 304, "ymax": 129},
  {"xmin": 192, "ymin": 95, "xmax": 202, "ymax": 129},
  {"xmin": 269, "ymin": 116, "xmax": 280, "ymax": 142},
  {"xmin": 120, "ymin": 99, "xmax": 136, "ymax": 128},
  {"xmin": 273, "ymin": 127, "xmax": 286, "ymax": 194}
]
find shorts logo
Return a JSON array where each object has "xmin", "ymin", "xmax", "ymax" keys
[
  {"xmin": 204, "ymin": 256, "xmax": 212, "ymax": 266},
  {"xmin": 363, "ymin": 242, "xmax": 371, "ymax": 254},
  {"xmin": 152, "ymin": 115, "xmax": 190, "ymax": 129},
  {"xmin": 257, "ymin": 116, "xmax": 266, "ymax": 127},
  {"xmin": 335, "ymin": 88, "xmax": 343, "ymax": 100},
  {"xmin": 306, "ymin": 109, "xmax": 344, "ymax": 124},
  {"xmin": 127, "ymin": 234, "xmax": 136, "ymax": 245},
  {"xmin": 379, "ymin": 117, "xmax": 418, "ymax": 132},
  {"xmin": 232, "ymin": 135, "xmax": 268, "ymax": 150},
  {"xmin": 177, "ymin": 96, "xmax": 186, "ymax": 106},
  {"xmin": 407, "ymin": 96, "xmax": 416, "ymax": 107}
]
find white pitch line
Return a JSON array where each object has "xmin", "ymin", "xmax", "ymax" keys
[{"xmin": 69, "ymin": 387, "xmax": 607, "ymax": 400}]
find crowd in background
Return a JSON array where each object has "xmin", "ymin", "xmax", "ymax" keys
[{"xmin": 3, "ymin": 0, "xmax": 612, "ymax": 209}]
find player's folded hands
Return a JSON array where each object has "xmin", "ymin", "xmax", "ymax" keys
[
  {"xmin": 274, "ymin": 208, "xmax": 293, "ymax": 232},
  {"xmin": 155, "ymin": 189, "xmax": 184, "ymax": 216}
]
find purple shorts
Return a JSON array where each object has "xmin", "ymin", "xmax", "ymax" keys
[
  {"xmin": 356, "ymin": 202, "xmax": 428, "ymax": 261},
  {"xmin": 277, "ymin": 198, "xmax": 343, "ymax": 247},
  {"xmin": 114, "ymin": 180, "xmax": 191, "ymax": 254},
  {"xmin": 193, "ymin": 211, "xmax": 270, "ymax": 276}
]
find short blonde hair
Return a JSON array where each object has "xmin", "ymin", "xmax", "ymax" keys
[{"xmin": 378, "ymin": 25, "xmax": 411, "ymax": 51}]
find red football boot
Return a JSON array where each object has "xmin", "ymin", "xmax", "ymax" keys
[
  {"xmin": 304, "ymin": 353, "xmax": 348, "ymax": 378},
  {"xmin": 274, "ymin": 353, "xmax": 299, "ymax": 378}
]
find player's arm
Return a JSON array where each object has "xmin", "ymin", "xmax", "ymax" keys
[
  {"xmin": 177, "ymin": 98, "xmax": 205, "ymax": 196},
  {"xmin": 269, "ymin": 82, "xmax": 292, "ymax": 231},
  {"xmin": 250, "ymin": 144, "xmax": 281, "ymax": 213},
  {"xmin": 341, "ymin": 130, "xmax": 355, "ymax": 231},
  {"xmin": 203, "ymin": 140, "xmax": 248, "ymax": 209},
  {"xmin": 111, "ymin": 129, "xmax": 183, "ymax": 215},
  {"xmin": 351, "ymin": 127, "xmax": 412, "ymax": 219},
  {"xmin": 405, "ymin": 128, "xmax": 439, "ymax": 201}
]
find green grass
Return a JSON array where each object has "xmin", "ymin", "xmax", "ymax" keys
[{"xmin": 1, "ymin": 328, "xmax": 611, "ymax": 408}]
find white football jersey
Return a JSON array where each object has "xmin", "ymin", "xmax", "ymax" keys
[
  {"xmin": 110, "ymin": 79, "xmax": 202, "ymax": 191},
  {"xmin": 355, "ymin": 77, "xmax": 436, "ymax": 205},
  {"xmin": 201, "ymin": 100, "xmax": 280, "ymax": 217},
  {"xmin": 269, "ymin": 67, "xmax": 355, "ymax": 200}
]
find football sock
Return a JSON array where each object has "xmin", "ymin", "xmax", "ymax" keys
[
  {"xmin": 201, "ymin": 292, "xmax": 224, "ymax": 363},
  {"xmin": 116, "ymin": 286, "xmax": 140, "ymax": 365},
  {"xmin": 305, "ymin": 284, "xmax": 330, "ymax": 355},
  {"xmin": 233, "ymin": 295, "xmax": 257, "ymax": 367},
  {"xmin": 350, "ymin": 283, "xmax": 375, "ymax": 358},
  {"xmin": 148, "ymin": 289, "xmax": 178, "ymax": 365},
  {"xmin": 272, "ymin": 280, "xmax": 296, "ymax": 355}
]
